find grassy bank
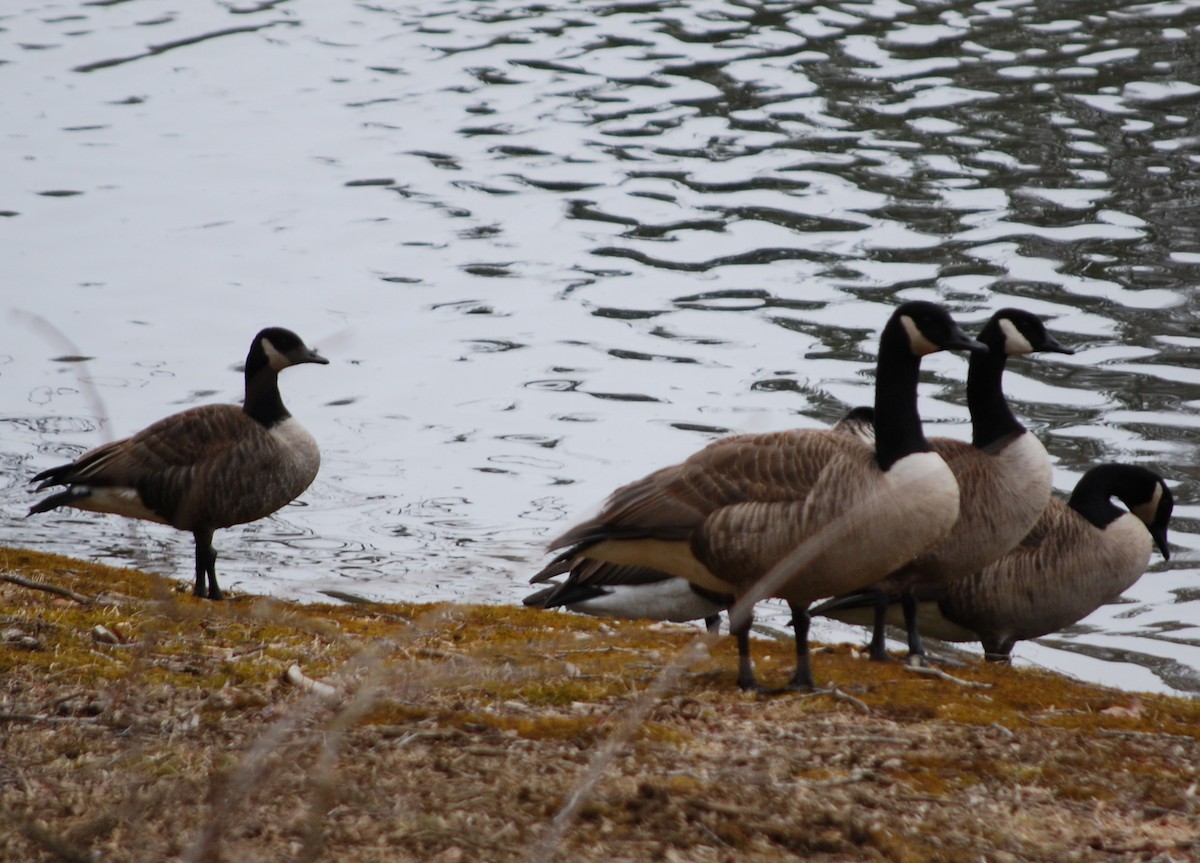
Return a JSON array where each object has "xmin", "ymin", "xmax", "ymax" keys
[{"xmin": 1, "ymin": 548, "xmax": 1197, "ymax": 862}]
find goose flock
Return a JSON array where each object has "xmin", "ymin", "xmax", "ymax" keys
[
  {"xmin": 25, "ymin": 304, "xmax": 1175, "ymax": 689},
  {"xmin": 525, "ymin": 302, "xmax": 1175, "ymax": 688}
]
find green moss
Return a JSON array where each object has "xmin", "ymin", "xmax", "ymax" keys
[{"xmin": 4, "ymin": 546, "xmax": 1200, "ymax": 763}]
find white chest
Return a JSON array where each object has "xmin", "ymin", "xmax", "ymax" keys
[{"xmin": 271, "ymin": 417, "xmax": 321, "ymax": 472}]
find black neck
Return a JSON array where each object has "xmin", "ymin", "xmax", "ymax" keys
[
  {"xmin": 1068, "ymin": 468, "xmax": 1126, "ymax": 530},
  {"xmin": 242, "ymin": 346, "xmax": 291, "ymax": 428},
  {"xmin": 967, "ymin": 346, "xmax": 1025, "ymax": 450},
  {"xmin": 872, "ymin": 322, "xmax": 932, "ymax": 471}
]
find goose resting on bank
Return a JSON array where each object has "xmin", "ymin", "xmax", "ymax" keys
[
  {"xmin": 522, "ymin": 407, "xmax": 886, "ymax": 630},
  {"xmin": 28, "ymin": 327, "xmax": 328, "ymax": 600},
  {"xmin": 830, "ymin": 309, "xmax": 1074, "ymax": 662},
  {"xmin": 521, "ymin": 406, "xmax": 881, "ymax": 631},
  {"xmin": 523, "ymin": 562, "xmax": 730, "ymax": 632},
  {"xmin": 815, "ymin": 463, "xmax": 1173, "ymax": 660},
  {"xmin": 531, "ymin": 301, "xmax": 987, "ymax": 691}
]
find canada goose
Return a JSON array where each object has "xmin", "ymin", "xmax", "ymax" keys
[
  {"xmin": 523, "ymin": 405, "xmax": 881, "ymax": 629},
  {"xmin": 524, "ymin": 562, "xmax": 731, "ymax": 632},
  {"xmin": 816, "ymin": 464, "xmax": 1173, "ymax": 660},
  {"xmin": 522, "ymin": 405, "xmax": 883, "ymax": 630},
  {"xmin": 531, "ymin": 301, "xmax": 987, "ymax": 691},
  {"xmin": 825, "ymin": 309, "xmax": 1073, "ymax": 662},
  {"xmin": 28, "ymin": 327, "xmax": 328, "ymax": 601}
]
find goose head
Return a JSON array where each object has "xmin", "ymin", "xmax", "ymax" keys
[
  {"xmin": 982, "ymin": 309, "xmax": 1075, "ymax": 357},
  {"xmin": 254, "ymin": 328, "xmax": 329, "ymax": 372},
  {"xmin": 1121, "ymin": 469, "xmax": 1174, "ymax": 560},
  {"xmin": 1073, "ymin": 464, "xmax": 1174, "ymax": 560},
  {"xmin": 893, "ymin": 301, "xmax": 989, "ymax": 357}
]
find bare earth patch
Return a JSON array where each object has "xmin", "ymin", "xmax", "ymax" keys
[{"xmin": 1, "ymin": 548, "xmax": 1197, "ymax": 862}]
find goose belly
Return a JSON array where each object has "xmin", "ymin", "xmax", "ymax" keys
[
  {"xmin": 583, "ymin": 538, "xmax": 736, "ymax": 595},
  {"xmin": 181, "ymin": 418, "xmax": 322, "ymax": 530},
  {"xmin": 784, "ymin": 451, "xmax": 961, "ymax": 604},
  {"xmin": 72, "ymin": 486, "xmax": 170, "ymax": 525},
  {"xmin": 561, "ymin": 581, "xmax": 727, "ymax": 623},
  {"xmin": 913, "ymin": 432, "xmax": 1053, "ymax": 586}
]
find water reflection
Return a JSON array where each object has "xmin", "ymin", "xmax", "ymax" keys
[{"xmin": 2, "ymin": 0, "xmax": 1198, "ymax": 694}]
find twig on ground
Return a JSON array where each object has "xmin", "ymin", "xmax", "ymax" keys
[
  {"xmin": 795, "ymin": 769, "xmax": 875, "ymax": 788},
  {"xmin": 296, "ymin": 646, "xmax": 391, "ymax": 863},
  {"xmin": 799, "ymin": 687, "xmax": 871, "ymax": 714},
  {"xmin": 284, "ymin": 665, "xmax": 339, "ymax": 700},
  {"xmin": 906, "ymin": 664, "xmax": 992, "ymax": 689},
  {"xmin": 1, "ymin": 574, "xmax": 92, "ymax": 605},
  {"xmin": 0, "ymin": 713, "xmax": 102, "ymax": 726}
]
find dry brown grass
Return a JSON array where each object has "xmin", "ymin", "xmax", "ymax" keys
[{"xmin": 1, "ymin": 547, "xmax": 1198, "ymax": 862}]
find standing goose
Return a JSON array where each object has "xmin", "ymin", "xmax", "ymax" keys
[
  {"xmin": 817, "ymin": 309, "xmax": 1073, "ymax": 662},
  {"xmin": 819, "ymin": 464, "xmax": 1173, "ymax": 660},
  {"xmin": 532, "ymin": 301, "xmax": 987, "ymax": 691},
  {"xmin": 28, "ymin": 327, "xmax": 328, "ymax": 600}
]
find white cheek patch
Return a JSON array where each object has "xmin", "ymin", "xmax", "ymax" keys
[
  {"xmin": 900, "ymin": 315, "xmax": 941, "ymax": 356},
  {"xmin": 262, "ymin": 337, "xmax": 291, "ymax": 371},
  {"xmin": 998, "ymin": 318, "xmax": 1035, "ymax": 356},
  {"xmin": 1130, "ymin": 483, "xmax": 1164, "ymax": 527}
]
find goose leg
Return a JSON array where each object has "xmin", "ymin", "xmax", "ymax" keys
[
  {"xmin": 901, "ymin": 590, "xmax": 926, "ymax": 661},
  {"xmin": 868, "ymin": 590, "xmax": 891, "ymax": 661},
  {"xmin": 703, "ymin": 613, "xmax": 722, "ymax": 634},
  {"xmin": 786, "ymin": 604, "xmax": 815, "ymax": 691},
  {"xmin": 982, "ymin": 636, "xmax": 1014, "ymax": 663},
  {"xmin": 731, "ymin": 611, "xmax": 758, "ymax": 691},
  {"xmin": 193, "ymin": 530, "xmax": 222, "ymax": 601}
]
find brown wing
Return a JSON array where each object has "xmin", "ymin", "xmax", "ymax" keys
[
  {"xmin": 47, "ymin": 405, "xmax": 256, "ymax": 486},
  {"xmin": 938, "ymin": 498, "xmax": 1099, "ymax": 645},
  {"xmin": 1015, "ymin": 503, "xmax": 1058, "ymax": 549},
  {"xmin": 694, "ymin": 439, "xmax": 926, "ymax": 599},
  {"xmin": 37, "ymin": 405, "xmax": 313, "ymax": 529},
  {"xmin": 928, "ymin": 436, "xmax": 1047, "ymax": 574},
  {"xmin": 548, "ymin": 428, "xmax": 851, "ymax": 553}
]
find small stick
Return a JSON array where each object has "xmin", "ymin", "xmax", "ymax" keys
[
  {"xmin": 906, "ymin": 664, "xmax": 992, "ymax": 689},
  {"xmin": 1, "ymin": 573, "xmax": 92, "ymax": 605},
  {"xmin": 796, "ymin": 687, "xmax": 871, "ymax": 714},
  {"xmin": 0, "ymin": 713, "xmax": 101, "ymax": 725},
  {"xmin": 284, "ymin": 665, "xmax": 338, "ymax": 700},
  {"xmin": 989, "ymin": 722, "xmax": 1015, "ymax": 739},
  {"xmin": 528, "ymin": 638, "xmax": 712, "ymax": 863}
]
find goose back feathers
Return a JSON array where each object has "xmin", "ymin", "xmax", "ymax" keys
[{"xmin": 29, "ymin": 327, "xmax": 328, "ymax": 600}]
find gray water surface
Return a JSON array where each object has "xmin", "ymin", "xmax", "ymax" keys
[{"xmin": 3, "ymin": 0, "xmax": 1199, "ymax": 695}]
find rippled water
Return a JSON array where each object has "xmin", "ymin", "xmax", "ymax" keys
[{"xmin": 3, "ymin": 0, "xmax": 1199, "ymax": 695}]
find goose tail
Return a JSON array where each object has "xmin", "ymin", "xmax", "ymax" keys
[
  {"xmin": 30, "ymin": 462, "xmax": 75, "ymax": 491},
  {"xmin": 28, "ymin": 487, "xmax": 91, "ymax": 517}
]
